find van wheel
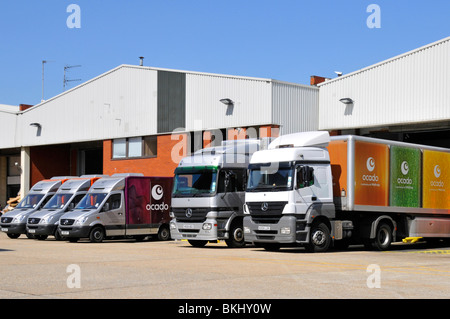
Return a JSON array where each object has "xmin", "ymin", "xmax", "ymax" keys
[
  {"xmin": 54, "ymin": 229, "xmax": 63, "ymax": 241},
  {"xmin": 157, "ymin": 224, "xmax": 171, "ymax": 241},
  {"xmin": 89, "ymin": 226, "xmax": 105, "ymax": 243},
  {"xmin": 6, "ymin": 233, "xmax": 20, "ymax": 239},
  {"xmin": 371, "ymin": 223, "xmax": 392, "ymax": 251},
  {"xmin": 225, "ymin": 223, "xmax": 245, "ymax": 248},
  {"xmin": 305, "ymin": 222, "xmax": 331, "ymax": 253}
]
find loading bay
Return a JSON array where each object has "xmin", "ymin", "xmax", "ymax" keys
[{"xmin": 0, "ymin": 232, "xmax": 449, "ymax": 300}]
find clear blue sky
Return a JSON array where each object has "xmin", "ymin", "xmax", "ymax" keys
[{"xmin": 0, "ymin": 0, "xmax": 449, "ymax": 106}]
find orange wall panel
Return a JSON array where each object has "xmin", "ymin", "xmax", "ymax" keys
[{"xmin": 103, "ymin": 133, "xmax": 188, "ymax": 178}]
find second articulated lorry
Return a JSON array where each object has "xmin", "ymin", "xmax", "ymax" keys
[
  {"xmin": 58, "ymin": 174, "xmax": 173, "ymax": 243},
  {"xmin": 244, "ymin": 131, "xmax": 450, "ymax": 252},
  {"xmin": 170, "ymin": 139, "xmax": 267, "ymax": 248}
]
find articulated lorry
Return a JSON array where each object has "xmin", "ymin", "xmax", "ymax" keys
[
  {"xmin": 58, "ymin": 174, "xmax": 172, "ymax": 243},
  {"xmin": 0, "ymin": 177, "xmax": 77, "ymax": 239},
  {"xmin": 243, "ymin": 131, "xmax": 450, "ymax": 252},
  {"xmin": 170, "ymin": 139, "xmax": 268, "ymax": 248},
  {"xmin": 26, "ymin": 175, "xmax": 106, "ymax": 240}
]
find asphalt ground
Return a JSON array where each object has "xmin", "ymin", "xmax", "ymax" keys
[{"xmin": 0, "ymin": 232, "xmax": 449, "ymax": 300}]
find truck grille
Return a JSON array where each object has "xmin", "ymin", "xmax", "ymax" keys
[
  {"xmin": 1, "ymin": 217, "xmax": 13, "ymax": 224},
  {"xmin": 172, "ymin": 208, "xmax": 209, "ymax": 223},
  {"xmin": 60, "ymin": 219, "xmax": 75, "ymax": 226},
  {"xmin": 28, "ymin": 218, "xmax": 41, "ymax": 225},
  {"xmin": 247, "ymin": 201, "xmax": 287, "ymax": 224}
]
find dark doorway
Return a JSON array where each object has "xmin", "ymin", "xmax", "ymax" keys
[{"xmin": 80, "ymin": 149, "xmax": 103, "ymax": 175}]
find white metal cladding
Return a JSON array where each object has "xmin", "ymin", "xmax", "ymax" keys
[
  {"xmin": 319, "ymin": 36, "xmax": 450, "ymax": 130},
  {"xmin": 185, "ymin": 73, "xmax": 273, "ymax": 131},
  {"xmin": 272, "ymin": 81, "xmax": 319, "ymax": 135},
  {"xmin": 0, "ymin": 110, "xmax": 20, "ymax": 149},
  {"xmin": 19, "ymin": 66, "xmax": 158, "ymax": 147}
]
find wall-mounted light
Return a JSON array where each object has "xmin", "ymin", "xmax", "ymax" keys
[
  {"xmin": 30, "ymin": 123, "xmax": 42, "ymax": 128},
  {"xmin": 339, "ymin": 98, "xmax": 354, "ymax": 105},
  {"xmin": 220, "ymin": 98, "xmax": 234, "ymax": 106}
]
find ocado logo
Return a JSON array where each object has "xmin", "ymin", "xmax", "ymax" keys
[
  {"xmin": 146, "ymin": 184, "xmax": 169, "ymax": 211},
  {"xmin": 151, "ymin": 185, "xmax": 164, "ymax": 200},
  {"xmin": 362, "ymin": 157, "xmax": 379, "ymax": 183},
  {"xmin": 401, "ymin": 161, "xmax": 409, "ymax": 175},
  {"xmin": 430, "ymin": 165, "xmax": 444, "ymax": 188},
  {"xmin": 366, "ymin": 157, "xmax": 375, "ymax": 172},
  {"xmin": 434, "ymin": 165, "xmax": 441, "ymax": 178}
]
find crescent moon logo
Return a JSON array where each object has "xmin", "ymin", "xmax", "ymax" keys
[
  {"xmin": 151, "ymin": 185, "xmax": 164, "ymax": 200},
  {"xmin": 434, "ymin": 165, "xmax": 441, "ymax": 178},
  {"xmin": 366, "ymin": 157, "xmax": 375, "ymax": 172},
  {"xmin": 401, "ymin": 161, "xmax": 409, "ymax": 175}
]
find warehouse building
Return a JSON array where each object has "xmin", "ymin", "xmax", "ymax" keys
[
  {"xmin": 1, "ymin": 36, "xmax": 448, "ymax": 208},
  {"xmin": 319, "ymin": 36, "xmax": 450, "ymax": 146},
  {"xmin": 0, "ymin": 66, "xmax": 319, "ymax": 206}
]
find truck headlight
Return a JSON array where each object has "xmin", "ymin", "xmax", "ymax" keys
[
  {"xmin": 202, "ymin": 223, "xmax": 212, "ymax": 230},
  {"xmin": 170, "ymin": 222, "xmax": 176, "ymax": 230},
  {"xmin": 281, "ymin": 227, "xmax": 291, "ymax": 235}
]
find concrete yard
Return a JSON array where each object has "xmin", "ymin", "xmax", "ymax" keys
[{"xmin": 0, "ymin": 232, "xmax": 449, "ymax": 299}]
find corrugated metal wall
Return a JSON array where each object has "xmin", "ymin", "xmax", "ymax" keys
[
  {"xmin": 319, "ymin": 37, "xmax": 450, "ymax": 130},
  {"xmin": 272, "ymin": 81, "xmax": 319, "ymax": 135},
  {"xmin": 0, "ymin": 111, "xmax": 19, "ymax": 149},
  {"xmin": 185, "ymin": 73, "xmax": 273, "ymax": 131},
  {"xmin": 19, "ymin": 66, "xmax": 158, "ymax": 147}
]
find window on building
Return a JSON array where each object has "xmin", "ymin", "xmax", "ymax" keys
[
  {"xmin": 112, "ymin": 138, "xmax": 127, "ymax": 159},
  {"xmin": 112, "ymin": 136, "xmax": 158, "ymax": 159}
]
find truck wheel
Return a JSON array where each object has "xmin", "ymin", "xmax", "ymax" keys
[
  {"xmin": 89, "ymin": 226, "xmax": 105, "ymax": 243},
  {"xmin": 225, "ymin": 223, "xmax": 245, "ymax": 248},
  {"xmin": 305, "ymin": 222, "xmax": 331, "ymax": 253},
  {"xmin": 188, "ymin": 240, "xmax": 207, "ymax": 247},
  {"xmin": 260, "ymin": 243, "xmax": 281, "ymax": 251},
  {"xmin": 157, "ymin": 225, "xmax": 171, "ymax": 241},
  {"xmin": 371, "ymin": 223, "xmax": 392, "ymax": 251},
  {"xmin": 6, "ymin": 233, "xmax": 20, "ymax": 239}
]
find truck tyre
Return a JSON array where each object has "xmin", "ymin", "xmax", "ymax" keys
[
  {"xmin": 89, "ymin": 226, "xmax": 105, "ymax": 243},
  {"xmin": 225, "ymin": 222, "xmax": 245, "ymax": 248},
  {"xmin": 371, "ymin": 222, "xmax": 392, "ymax": 251},
  {"xmin": 260, "ymin": 243, "xmax": 281, "ymax": 251},
  {"xmin": 305, "ymin": 222, "xmax": 331, "ymax": 253},
  {"xmin": 188, "ymin": 240, "xmax": 207, "ymax": 247},
  {"xmin": 157, "ymin": 224, "xmax": 171, "ymax": 241},
  {"xmin": 6, "ymin": 233, "xmax": 20, "ymax": 239}
]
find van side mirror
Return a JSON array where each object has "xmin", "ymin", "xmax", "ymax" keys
[
  {"xmin": 102, "ymin": 202, "xmax": 110, "ymax": 212},
  {"xmin": 296, "ymin": 166, "xmax": 314, "ymax": 189},
  {"xmin": 68, "ymin": 203, "xmax": 75, "ymax": 211}
]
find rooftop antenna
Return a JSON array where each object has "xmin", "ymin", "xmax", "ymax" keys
[
  {"xmin": 41, "ymin": 60, "xmax": 55, "ymax": 102},
  {"xmin": 63, "ymin": 65, "xmax": 82, "ymax": 91}
]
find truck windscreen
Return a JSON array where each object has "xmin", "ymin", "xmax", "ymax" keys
[
  {"xmin": 173, "ymin": 166, "xmax": 218, "ymax": 197},
  {"xmin": 247, "ymin": 162, "xmax": 294, "ymax": 192}
]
